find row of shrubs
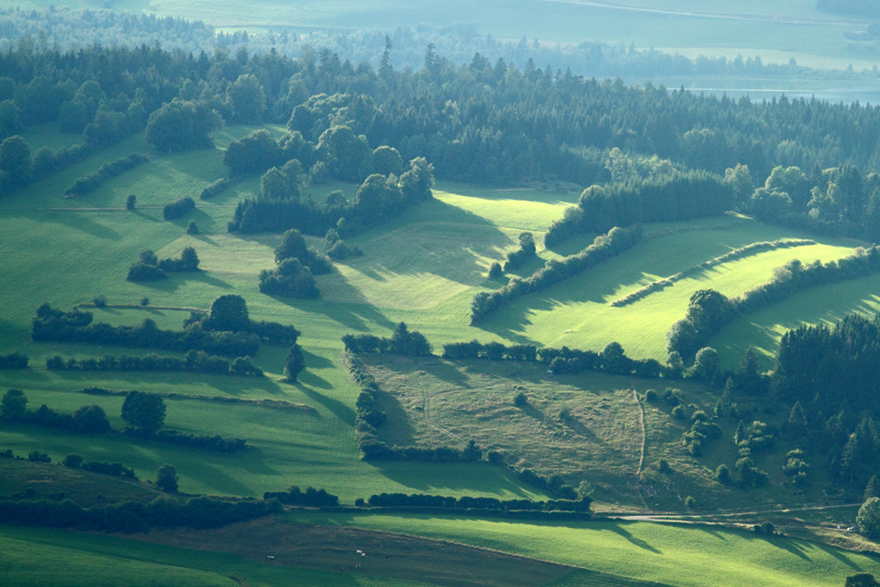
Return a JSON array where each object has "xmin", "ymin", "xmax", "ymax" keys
[
  {"xmin": 63, "ymin": 153, "xmax": 148, "ymax": 197},
  {"xmin": 199, "ymin": 178, "xmax": 232, "ymax": 200},
  {"xmin": 162, "ymin": 196, "xmax": 195, "ymax": 220},
  {"xmin": 32, "ymin": 304, "xmax": 260, "ymax": 357},
  {"xmin": 0, "ymin": 495, "xmax": 281, "ymax": 533},
  {"xmin": 262, "ymin": 485, "xmax": 340, "ymax": 507},
  {"xmin": 470, "ymin": 225, "xmax": 643, "ymax": 323},
  {"xmin": 124, "ymin": 428, "xmax": 247, "ymax": 454},
  {"xmin": 611, "ymin": 239, "xmax": 815, "ymax": 307},
  {"xmin": 341, "ymin": 323, "xmax": 432, "ymax": 356},
  {"xmin": 62, "ymin": 454, "xmax": 137, "ymax": 479},
  {"xmin": 0, "ymin": 353, "xmax": 28, "ymax": 368},
  {"xmin": 46, "ymin": 352, "xmax": 264, "ymax": 377},
  {"xmin": 344, "ymin": 350, "xmax": 580, "ymax": 499},
  {"xmin": 1, "ymin": 390, "xmax": 112, "ymax": 435},
  {"xmin": 667, "ymin": 245, "xmax": 880, "ymax": 361},
  {"xmin": 361, "ymin": 492, "xmax": 591, "ymax": 513},
  {"xmin": 126, "ymin": 247, "xmax": 200, "ymax": 282},
  {"xmin": 443, "ymin": 339, "xmax": 665, "ymax": 379}
]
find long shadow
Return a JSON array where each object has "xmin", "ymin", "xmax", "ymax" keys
[
  {"xmin": 372, "ymin": 461, "xmax": 533, "ymax": 497},
  {"xmin": 302, "ymin": 348, "xmax": 334, "ymax": 370},
  {"xmin": 814, "ymin": 541, "xmax": 862, "ymax": 571},
  {"xmin": 41, "ymin": 209, "xmax": 121, "ymax": 241},
  {"xmin": 187, "ymin": 270, "xmax": 232, "ymax": 290},
  {"xmin": 605, "ymin": 522, "xmax": 663, "ymax": 554},
  {"xmin": 297, "ymin": 369, "xmax": 333, "ymax": 391},
  {"xmin": 295, "ymin": 383, "xmax": 355, "ymax": 426},
  {"xmin": 374, "ymin": 386, "xmax": 417, "ymax": 447},
  {"xmin": 270, "ymin": 294, "xmax": 396, "ymax": 333}
]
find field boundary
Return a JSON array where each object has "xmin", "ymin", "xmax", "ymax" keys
[{"xmin": 611, "ymin": 238, "xmax": 815, "ymax": 307}]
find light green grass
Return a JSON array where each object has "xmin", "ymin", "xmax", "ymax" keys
[
  {"xmin": 0, "ymin": 126, "xmax": 870, "ymax": 506},
  {"xmin": 0, "ymin": 524, "xmax": 423, "ymax": 587},
  {"xmin": 293, "ymin": 512, "xmax": 880, "ymax": 587},
  {"xmin": 477, "ymin": 218, "xmax": 859, "ymax": 362},
  {"xmin": 712, "ymin": 272, "xmax": 880, "ymax": 369}
]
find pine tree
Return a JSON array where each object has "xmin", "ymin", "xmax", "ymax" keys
[{"xmin": 865, "ymin": 475, "xmax": 879, "ymax": 500}]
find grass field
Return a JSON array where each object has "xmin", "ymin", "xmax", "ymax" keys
[
  {"xmin": 293, "ymin": 511, "xmax": 880, "ymax": 587},
  {"xmin": 0, "ymin": 524, "xmax": 433, "ymax": 587},
  {"xmin": 0, "ymin": 125, "xmax": 875, "ymax": 502}
]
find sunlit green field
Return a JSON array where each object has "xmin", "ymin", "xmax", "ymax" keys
[
  {"xmin": 1, "ymin": 125, "xmax": 876, "ymax": 501},
  {"xmin": 0, "ymin": 525, "xmax": 425, "ymax": 587},
  {"xmin": 294, "ymin": 512, "xmax": 880, "ymax": 587}
]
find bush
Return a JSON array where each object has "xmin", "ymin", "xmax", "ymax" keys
[
  {"xmin": 63, "ymin": 154, "xmax": 148, "ymax": 197},
  {"xmin": 126, "ymin": 194, "xmax": 136, "ymax": 210},
  {"xmin": 163, "ymin": 197, "xmax": 195, "ymax": 220},
  {"xmin": 186, "ymin": 221, "xmax": 199, "ymax": 235},
  {"xmin": 513, "ymin": 392, "xmax": 528, "ymax": 407},
  {"xmin": 199, "ymin": 178, "xmax": 232, "ymax": 200}
]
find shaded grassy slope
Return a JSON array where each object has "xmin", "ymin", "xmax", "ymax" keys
[{"xmin": 294, "ymin": 512, "xmax": 880, "ymax": 587}]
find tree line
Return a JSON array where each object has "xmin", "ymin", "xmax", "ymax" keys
[
  {"xmin": 667, "ymin": 246, "xmax": 880, "ymax": 362},
  {"xmin": 612, "ymin": 239, "xmax": 814, "ymax": 307},
  {"xmin": 46, "ymin": 351, "xmax": 264, "ymax": 378},
  {"xmin": 63, "ymin": 153, "xmax": 147, "ymax": 197},
  {"xmin": 545, "ymin": 171, "xmax": 732, "ymax": 245},
  {"xmin": 5, "ymin": 37, "xmax": 880, "ymax": 203},
  {"xmin": 32, "ymin": 295, "xmax": 299, "ymax": 358},
  {"xmin": 471, "ymin": 225, "xmax": 643, "ymax": 323}
]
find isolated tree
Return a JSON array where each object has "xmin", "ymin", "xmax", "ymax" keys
[
  {"xmin": 0, "ymin": 389, "xmax": 27, "ymax": 420},
  {"xmin": 857, "ymin": 497, "xmax": 880, "ymax": 539},
  {"xmin": 179, "ymin": 246, "xmax": 200, "ymax": 271},
  {"xmin": 126, "ymin": 194, "xmax": 136, "ymax": 210},
  {"xmin": 73, "ymin": 404, "xmax": 110, "ymax": 434},
  {"xmin": 186, "ymin": 221, "xmax": 199, "ymax": 235},
  {"xmin": 121, "ymin": 391, "xmax": 166, "ymax": 434},
  {"xmin": 283, "ymin": 344, "xmax": 306, "ymax": 382},
  {"xmin": 208, "ymin": 294, "xmax": 250, "ymax": 332},
  {"xmin": 156, "ymin": 464, "xmax": 179, "ymax": 493}
]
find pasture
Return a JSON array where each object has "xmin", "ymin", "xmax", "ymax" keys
[
  {"xmin": 294, "ymin": 511, "xmax": 880, "ymax": 587},
  {"xmin": 0, "ymin": 123, "xmax": 875, "ymax": 501}
]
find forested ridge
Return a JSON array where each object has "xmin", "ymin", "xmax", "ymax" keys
[{"xmin": 4, "ymin": 32, "xmax": 880, "ymax": 199}]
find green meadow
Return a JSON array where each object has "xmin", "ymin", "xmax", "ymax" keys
[
  {"xmin": 294, "ymin": 511, "xmax": 880, "ymax": 587},
  {"xmin": 0, "ymin": 524, "xmax": 430, "ymax": 587},
  {"xmin": 0, "ymin": 124, "xmax": 875, "ymax": 503}
]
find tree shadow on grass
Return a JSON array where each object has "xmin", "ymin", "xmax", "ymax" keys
[
  {"xmin": 39, "ymin": 209, "xmax": 121, "ymax": 241},
  {"xmin": 269, "ymin": 293, "xmax": 396, "ymax": 333},
  {"xmin": 605, "ymin": 523, "xmax": 662, "ymax": 554},
  {"xmin": 294, "ymin": 382, "xmax": 355, "ymax": 427},
  {"xmin": 815, "ymin": 541, "xmax": 863, "ymax": 571},
  {"xmin": 372, "ymin": 461, "xmax": 536, "ymax": 498},
  {"xmin": 302, "ymin": 348, "xmax": 334, "ymax": 370},
  {"xmin": 297, "ymin": 369, "xmax": 333, "ymax": 391}
]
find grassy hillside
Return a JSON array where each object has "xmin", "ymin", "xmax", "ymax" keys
[
  {"xmin": 294, "ymin": 512, "xmax": 880, "ymax": 587},
  {"xmin": 0, "ymin": 126, "xmax": 875, "ymax": 503}
]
